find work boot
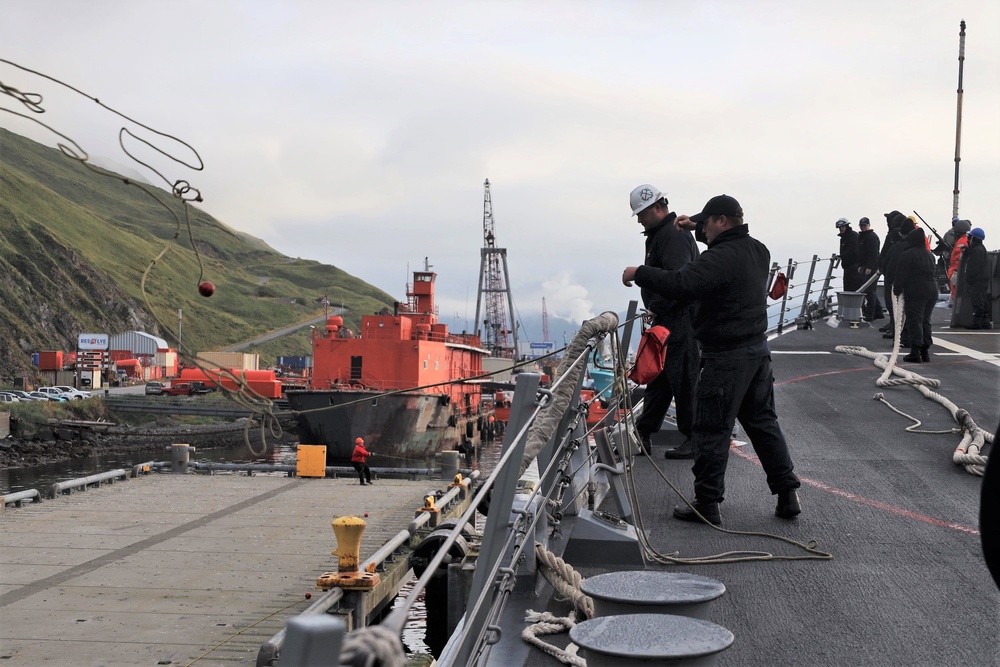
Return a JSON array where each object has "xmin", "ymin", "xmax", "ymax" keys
[
  {"xmin": 920, "ymin": 346, "xmax": 930, "ymax": 362},
  {"xmin": 903, "ymin": 346, "xmax": 922, "ymax": 363},
  {"xmin": 775, "ymin": 490, "xmax": 801, "ymax": 519},
  {"xmin": 879, "ymin": 324, "xmax": 892, "ymax": 333},
  {"xmin": 663, "ymin": 438, "xmax": 695, "ymax": 460},
  {"xmin": 673, "ymin": 501, "xmax": 721, "ymax": 526},
  {"xmin": 637, "ymin": 433, "xmax": 652, "ymax": 456}
]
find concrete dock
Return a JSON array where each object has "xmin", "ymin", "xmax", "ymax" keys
[{"xmin": 0, "ymin": 473, "xmax": 446, "ymax": 665}]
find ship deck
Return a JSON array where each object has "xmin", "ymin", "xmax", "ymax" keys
[
  {"xmin": 514, "ymin": 303, "xmax": 1000, "ymax": 666},
  {"xmin": 0, "ymin": 473, "xmax": 443, "ymax": 665}
]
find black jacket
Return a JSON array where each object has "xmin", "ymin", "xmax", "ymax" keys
[
  {"xmin": 635, "ymin": 224, "xmax": 769, "ymax": 353},
  {"xmin": 858, "ymin": 229, "xmax": 880, "ymax": 272},
  {"xmin": 892, "ymin": 229, "xmax": 937, "ymax": 300},
  {"xmin": 879, "ymin": 221, "xmax": 902, "ymax": 272},
  {"xmin": 839, "ymin": 228, "xmax": 860, "ymax": 268},
  {"xmin": 960, "ymin": 238, "xmax": 990, "ymax": 290},
  {"xmin": 639, "ymin": 212, "xmax": 700, "ymax": 329}
]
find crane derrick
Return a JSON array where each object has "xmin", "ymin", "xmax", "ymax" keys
[{"xmin": 474, "ymin": 179, "xmax": 518, "ymax": 359}]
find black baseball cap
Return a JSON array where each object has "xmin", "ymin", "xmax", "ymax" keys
[{"xmin": 689, "ymin": 194, "xmax": 744, "ymax": 223}]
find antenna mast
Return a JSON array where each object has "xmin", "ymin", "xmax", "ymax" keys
[
  {"xmin": 474, "ymin": 179, "xmax": 518, "ymax": 358},
  {"xmin": 952, "ymin": 19, "xmax": 966, "ymax": 219}
]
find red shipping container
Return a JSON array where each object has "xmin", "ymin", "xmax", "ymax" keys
[{"xmin": 37, "ymin": 351, "xmax": 64, "ymax": 371}]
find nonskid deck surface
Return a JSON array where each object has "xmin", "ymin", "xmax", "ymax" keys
[
  {"xmin": 0, "ymin": 474, "xmax": 438, "ymax": 665},
  {"xmin": 521, "ymin": 305, "xmax": 1000, "ymax": 667}
]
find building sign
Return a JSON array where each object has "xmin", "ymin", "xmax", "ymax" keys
[
  {"xmin": 530, "ymin": 342, "xmax": 554, "ymax": 349},
  {"xmin": 78, "ymin": 333, "xmax": 110, "ymax": 350}
]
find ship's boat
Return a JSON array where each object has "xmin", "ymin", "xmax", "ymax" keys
[{"xmin": 286, "ymin": 269, "xmax": 489, "ymax": 462}]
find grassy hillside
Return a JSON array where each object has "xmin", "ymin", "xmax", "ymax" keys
[{"xmin": 0, "ymin": 127, "xmax": 396, "ymax": 377}]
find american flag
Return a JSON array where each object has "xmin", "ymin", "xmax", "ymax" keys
[{"xmin": 321, "ymin": 296, "xmax": 329, "ymax": 307}]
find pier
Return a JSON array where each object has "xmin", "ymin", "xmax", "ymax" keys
[{"xmin": 0, "ymin": 471, "xmax": 471, "ymax": 665}]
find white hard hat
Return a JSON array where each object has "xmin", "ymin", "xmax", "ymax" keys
[{"xmin": 630, "ymin": 184, "xmax": 664, "ymax": 216}]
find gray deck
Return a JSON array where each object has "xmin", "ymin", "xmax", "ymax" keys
[
  {"xmin": 520, "ymin": 305, "xmax": 1000, "ymax": 667},
  {"xmin": 0, "ymin": 474, "xmax": 438, "ymax": 665}
]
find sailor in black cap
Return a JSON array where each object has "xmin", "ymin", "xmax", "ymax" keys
[
  {"xmin": 836, "ymin": 218, "xmax": 861, "ymax": 292},
  {"xmin": 622, "ymin": 195, "xmax": 801, "ymax": 526}
]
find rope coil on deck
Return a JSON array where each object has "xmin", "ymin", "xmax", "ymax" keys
[{"xmin": 835, "ymin": 293, "xmax": 994, "ymax": 476}]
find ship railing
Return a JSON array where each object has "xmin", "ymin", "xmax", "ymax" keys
[
  {"xmin": 766, "ymin": 253, "xmax": 870, "ymax": 335},
  {"xmin": 273, "ymin": 312, "xmax": 622, "ymax": 665}
]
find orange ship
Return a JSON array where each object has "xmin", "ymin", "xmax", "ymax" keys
[{"xmin": 286, "ymin": 269, "xmax": 490, "ymax": 462}]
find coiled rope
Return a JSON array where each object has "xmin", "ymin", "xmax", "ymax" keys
[
  {"xmin": 521, "ymin": 546, "xmax": 594, "ymax": 667},
  {"xmin": 835, "ymin": 293, "xmax": 994, "ymax": 476}
]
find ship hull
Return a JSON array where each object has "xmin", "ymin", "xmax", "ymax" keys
[{"xmin": 286, "ymin": 389, "xmax": 477, "ymax": 462}]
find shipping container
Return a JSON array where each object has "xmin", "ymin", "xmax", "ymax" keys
[
  {"xmin": 196, "ymin": 352, "xmax": 259, "ymax": 371},
  {"xmin": 179, "ymin": 367, "xmax": 282, "ymax": 399},
  {"xmin": 37, "ymin": 351, "xmax": 63, "ymax": 371}
]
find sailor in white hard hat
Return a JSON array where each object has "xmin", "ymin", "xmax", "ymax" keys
[{"xmin": 625, "ymin": 184, "xmax": 700, "ymax": 460}]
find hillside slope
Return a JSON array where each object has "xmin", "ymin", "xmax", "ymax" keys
[{"xmin": 0, "ymin": 127, "xmax": 395, "ymax": 378}]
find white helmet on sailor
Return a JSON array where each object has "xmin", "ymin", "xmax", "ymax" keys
[{"xmin": 630, "ymin": 184, "xmax": 665, "ymax": 217}]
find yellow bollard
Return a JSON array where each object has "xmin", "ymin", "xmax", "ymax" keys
[
  {"xmin": 415, "ymin": 494, "xmax": 441, "ymax": 527},
  {"xmin": 315, "ymin": 516, "xmax": 381, "ymax": 591}
]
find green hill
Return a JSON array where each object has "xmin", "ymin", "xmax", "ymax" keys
[{"xmin": 0, "ymin": 127, "xmax": 396, "ymax": 378}]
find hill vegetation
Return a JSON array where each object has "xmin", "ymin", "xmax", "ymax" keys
[{"xmin": 0, "ymin": 127, "xmax": 396, "ymax": 379}]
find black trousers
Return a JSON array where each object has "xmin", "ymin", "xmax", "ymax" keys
[
  {"xmin": 844, "ymin": 266, "xmax": 863, "ymax": 292},
  {"xmin": 352, "ymin": 462, "xmax": 371, "ymax": 484},
  {"xmin": 901, "ymin": 292, "xmax": 936, "ymax": 348},
  {"xmin": 691, "ymin": 354, "xmax": 799, "ymax": 504},
  {"xmin": 636, "ymin": 331, "xmax": 700, "ymax": 439}
]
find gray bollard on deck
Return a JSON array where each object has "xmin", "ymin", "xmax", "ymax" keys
[
  {"xmin": 569, "ymin": 613, "xmax": 734, "ymax": 667},
  {"xmin": 580, "ymin": 571, "xmax": 726, "ymax": 620},
  {"xmin": 168, "ymin": 443, "xmax": 195, "ymax": 474}
]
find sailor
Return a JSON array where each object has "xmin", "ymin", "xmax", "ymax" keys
[
  {"xmin": 959, "ymin": 227, "xmax": 992, "ymax": 330},
  {"xmin": 351, "ymin": 437, "xmax": 375, "ymax": 486},
  {"xmin": 878, "ymin": 211, "xmax": 904, "ymax": 335},
  {"xmin": 880, "ymin": 213, "xmax": 913, "ymax": 339},
  {"xmin": 857, "ymin": 217, "xmax": 883, "ymax": 320},
  {"xmin": 627, "ymin": 184, "xmax": 700, "ymax": 458},
  {"xmin": 892, "ymin": 226, "xmax": 937, "ymax": 362},
  {"xmin": 836, "ymin": 218, "xmax": 861, "ymax": 292},
  {"xmin": 948, "ymin": 219, "xmax": 973, "ymax": 301},
  {"xmin": 622, "ymin": 194, "xmax": 801, "ymax": 525}
]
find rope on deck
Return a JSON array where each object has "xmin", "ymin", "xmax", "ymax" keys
[{"xmin": 835, "ymin": 294, "xmax": 994, "ymax": 476}]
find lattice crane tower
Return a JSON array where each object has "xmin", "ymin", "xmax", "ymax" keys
[
  {"xmin": 542, "ymin": 297, "xmax": 549, "ymax": 342},
  {"xmin": 474, "ymin": 179, "xmax": 519, "ymax": 358}
]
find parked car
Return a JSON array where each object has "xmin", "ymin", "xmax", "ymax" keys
[
  {"xmin": 0, "ymin": 392, "xmax": 20, "ymax": 403},
  {"xmin": 145, "ymin": 381, "xmax": 166, "ymax": 395},
  {"xmin": 28, "ymin": 391, "xmax": 67, "ymax": 402},
  {"xmin": 1, "ymin": 390, "xmax": 47, "ymax": 402},
  {"xmin": 162, "ymin": 383, "xmax": 194, "ymax": 397},
  {"xmin": 54, "ymin": 385, "xmax": 92, "ymax": 400},
  {"xmin": 35, "ymin": 387, "xmax": 75, "ymax": 400}
]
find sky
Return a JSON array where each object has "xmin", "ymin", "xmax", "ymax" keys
[{"xmin": 2, "ymin": 1, "xmax": 998, "ymax": 345}]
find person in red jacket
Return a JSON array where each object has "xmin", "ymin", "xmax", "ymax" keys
[{"xmin": 351, "ymin": 437, "xmax": 375, "ymax": 485}]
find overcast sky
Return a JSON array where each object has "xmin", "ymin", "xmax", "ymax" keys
[{"xmin": 3, "ymin": 1, "xmax": 998, "ymax": 343}]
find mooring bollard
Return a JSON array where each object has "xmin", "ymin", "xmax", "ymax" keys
[
  {"xmin": 168, "ymin": 443, "xmax": 195, "ymax": 474},
  {"xmin": 316, "ymin": 516, "xmax": 380, "ymax": 591},
  {"xmin": 580, "ymin": 571, "xmax": 726, "ymax": 620}
]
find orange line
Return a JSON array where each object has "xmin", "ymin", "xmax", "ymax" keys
[{"xmin": 730, "ymin": 444, "xmax": 980, "ymax": 536}]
